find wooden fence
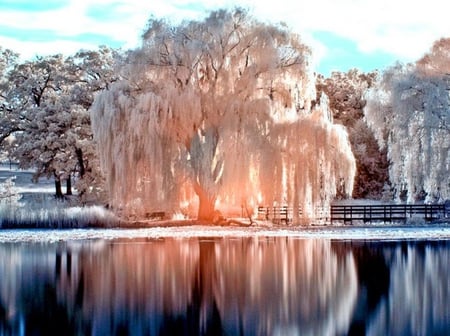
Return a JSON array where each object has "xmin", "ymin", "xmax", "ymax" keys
[
  {"xmin": 330, "ymin": 204, "xmax": 447, "ymax": 224},
  {"xmin": 257, "ymin": 206, "xmax": 301, "ymax": 224},
  {"xmin": 257, "ymin": 204, "xmax": 448, "ymax": 224}
]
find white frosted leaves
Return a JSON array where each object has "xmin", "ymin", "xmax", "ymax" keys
[
  {"xmin": 365, "ymin": 49, "xmax": 450, "ymax": 202},
  {"xmin": 90, "ymin": 9, "xmax": 356, "ymax": 220}
]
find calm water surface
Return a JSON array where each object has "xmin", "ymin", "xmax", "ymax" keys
[{"xmin": 0, "ymin": 237, "xmax": 448, "ymax": 335}]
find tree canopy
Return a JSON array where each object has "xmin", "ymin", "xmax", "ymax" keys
[
  {"xmin": 0, "ymin": 46, "xmax": 118, "ymax": 201},
  {"xmin": 91, "ymin": 9, "xmax": 356, "ymax": 221},
  {"xmin": 316, "ymin": 70, "xmax": 389, "ymax": 199},
  {"xmin": 365, "ymin": 38, "xmax": 450, "ymax": 203}
]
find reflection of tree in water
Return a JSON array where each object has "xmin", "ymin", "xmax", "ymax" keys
[
  {"xmin": 338, "ymin": 242, "xmax": 391, "ymax": 336},
  {"xmin": 0, "ymin": 239, "xmax": 448, "ymax": 335},
  {"xmin": 158, "ymin": 238, "xmax": 359, "ymax": 335},
  {"xmin": 369, "ymin": 241, "xmax": 450, "ymax": 336},
  {"xmin": 70, "ymin": 239, "xmax": 201, "ymax": 335},
  {"xmin": 0, "ymin": 239, "xmax": 357, "ymax": 335},
  {"xmin": 159, "ymin": 241, "xmax": 223, "ymax": 336},
  {"xmin": 211, "ymin": 238, "xmax": 359, "ymax": 335},
  {"xmin": 0, "ymin": 301, "xmax": 10, "ymax": 335},
  {"xmin": 22, "ymin": 282, "xmax": 90, "ymax": 335},
  {"xmin": 0, "ymin": 246, "xmax": 91, "ymax": 335},
  {"xmin": 335, "ymin": 241, "xmax": 450, "ymax": 336}
]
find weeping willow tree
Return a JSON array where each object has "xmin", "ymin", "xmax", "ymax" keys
[
  {"xmin": 91, "ymin": 8, "xmax": 355, "ymax": 222},
  {"xmin": 365, "ymin": 38, "xmax": 450, "ymax": 203}
]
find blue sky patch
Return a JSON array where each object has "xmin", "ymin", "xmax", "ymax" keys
[
  {"xmin": 86, "ymin": 2, "xmax": 125, "ymax": 22},
  {"xmin": 313, "ymin": 31, "xmax": 397, "ymax": 75},
  {"xmin": 0, "ymin": 1, "xmax": 441, "ymax": 74},
  {"xmin": 0, "ymin": 24, "xmax": 123, "ymax": 47},
  {"xmin": 0, "ymin": 0, "xmax": 68, "ymax": 12}
]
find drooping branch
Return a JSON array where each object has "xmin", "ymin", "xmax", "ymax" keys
[{"xmin": 0, "ymin": 126, "xmax": 23, "ymax": 144}]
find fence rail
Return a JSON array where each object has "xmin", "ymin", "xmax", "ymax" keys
[
  {"xmin": 257, "ymin": 204, "xmax": 448, "ymax": 224},
  {"xmin": 257, "ymin": 206, "xmax": 302, "ymax": 224},
  {"xmin": 330, "ymin": 204, "xmax": 446, "ymax": 224}
]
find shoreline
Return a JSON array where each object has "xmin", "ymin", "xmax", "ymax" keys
[
  {"xmin": 0, "ymin": 216, "xmax": 449, "ymax": 230},
  {"xmin": 0, "ymin": 221, "xmax": 449, "ymax": 243}
]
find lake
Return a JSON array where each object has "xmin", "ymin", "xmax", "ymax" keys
[{"xmin": 0, "ymin": 234, "xmax": 448, "ymax": 335}]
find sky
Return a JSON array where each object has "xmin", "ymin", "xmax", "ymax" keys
[{"xmin": 0, "ymin": 0, "xmax": 448, "ymax": 76}]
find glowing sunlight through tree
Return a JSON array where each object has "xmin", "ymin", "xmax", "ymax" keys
[{"xmin": 91, "ymin": 9, "xmax": 356, "ymax": 222}]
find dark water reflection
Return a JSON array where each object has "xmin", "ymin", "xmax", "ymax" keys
[{"xmin": 0, "ymin": 237, "xmax": 448, "ymax": 335}]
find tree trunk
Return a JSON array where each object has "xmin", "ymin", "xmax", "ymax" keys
[
  {"xmin": 195, "ymin": 184, "xmax": 217, "ymax": 222},
  {"xmin": 75, "ymin": 148, "xmax": 85, "ymax": 177},
  {"xmin": 66, "ymin": 175, "xmax": 72, "ymax": 195},
  {"xmin": 55, "ymin": 178, "xmax": 63, "ymax": 199},
  {"xmin": 198, "ymin": 196, "xmax": 216, "ymax": 222}
]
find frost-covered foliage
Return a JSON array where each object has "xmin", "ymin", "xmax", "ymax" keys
[
  {"xmin": 0, "ymin": 47, "xmax": 20, "ymax": 147},
  {"xmin": 365, "ymin": 38, "xmax": 450, "ymax": 203},
  {"xmin": 91, "ymin": 9, "xmax": 356, "ymax": 222},
  {"xmin": 0, "ymin": 176, "xmax": 21, "ymax": 204},
  {"xmin": 0, "ymin": 47, "xmax": 118, "ymax": 203},
  {"xmin": 317, "ymin": 70, "xmax": 389, "ymax": 199},
  {"xmin": 0, "ymin": 176, "xmax": 23, "ymax": 227}
]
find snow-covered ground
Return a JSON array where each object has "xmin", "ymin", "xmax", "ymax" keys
[
  {"xmin": 0, "ymin": 163, "xmax": 121, "ymax": 228},
  {"xmin": 0, "ymin": 163, "xmax": 54, "ymax": 203},
  {"xmin": 1, "ymin": 163, "xmax": 449, "ymax": 241},
  {"xmin": 0, "ymin": 225, "xmax": 449, "ymax": 243}
]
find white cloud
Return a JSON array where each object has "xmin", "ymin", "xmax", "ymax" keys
[
  {"xmin": 239, "ymin": 0, "xmax": 449, "ymax": 61},
  {"xmin": 0, "ymin": 36, "xmax": 99, "ymax": 60},
  {"xmin": 0, "ymin": 0, "xmax": 448, "ymax": 67}
]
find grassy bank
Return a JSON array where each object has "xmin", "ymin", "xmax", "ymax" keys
[{"xmin": 0, "ymin": 204, "xmax": 121, "ymax": 229}]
